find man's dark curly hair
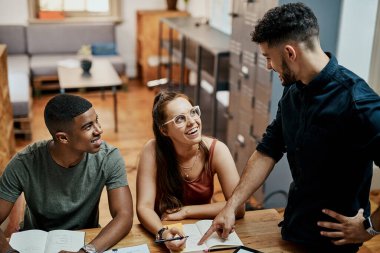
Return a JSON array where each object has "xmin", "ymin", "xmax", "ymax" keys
[
  {"xmin": 44, "ymin": 94, "xmax": 92, "ymax": 137},
  {"xmin": 251, "ymin": 2, "xmax": 319, "ymax": 49}
]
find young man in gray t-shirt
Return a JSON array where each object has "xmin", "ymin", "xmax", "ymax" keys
[{"xmin": 0, "ymin": 94, "xmax": 133, "ymax": 253}]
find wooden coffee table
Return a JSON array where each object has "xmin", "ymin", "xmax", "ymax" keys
[{"xmin": 58, "ymin": 59, "xmax": 122, "ymax": 132}]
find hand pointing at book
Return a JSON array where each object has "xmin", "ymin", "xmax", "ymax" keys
[{"xmin": 198, "ymin": 206, "xmax": 236, "ymax": 245}]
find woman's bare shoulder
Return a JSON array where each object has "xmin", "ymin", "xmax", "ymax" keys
[
  {"xmin": 202, "ymin": 136, "xmax": 228, "ymax": 151},
  {"xmin": 142, "ymin": 138, "xmax": 155, "ymax": 148},
  {"xmin": 201, "ymin": 136, "xmax": 214, "ymax": 148},
  {"xmin": 142, "ymin": 139, "xmax": 156, "ymax": 155}
]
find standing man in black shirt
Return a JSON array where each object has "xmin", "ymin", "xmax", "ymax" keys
[{"xmin": 199, "ymin": 2, "xmax": 380, "ymax": 252}]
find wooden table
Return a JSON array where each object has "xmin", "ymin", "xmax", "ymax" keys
[
  {"xmin": 84, "ymin": 209, "xmax": 380, "ymax": 252},
  {"xmin": 58, "ymin": 59, "xmax": 122, "ymax": 132},
  {"xmin": 82, "ymin": 210, "xmax": 287, "ymax": 252}
]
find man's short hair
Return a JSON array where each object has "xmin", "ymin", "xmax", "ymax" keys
[
  {"xmin": 44, "ymin": 94, "xmax": 92, "ymax": 136},
  {"xmin": 251, "ymin": 2, "xmax": 319, "ymax": 49}
]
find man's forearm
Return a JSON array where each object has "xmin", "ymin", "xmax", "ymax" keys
[
  {"xmin": 4, "ymin": 196, "xmax": 24, "ymax": 237},
  {"xmin": 226, "ymin": 150, "xmax": 276, "ymax": 211},
  {"xmin": 89, "ymin": 211, "xmax": 133, "ymax": 252},
  {"xmin": 0, "ymin": 230, "xmax": 11, "ymax": 253}
]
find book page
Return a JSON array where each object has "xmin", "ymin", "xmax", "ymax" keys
[
  {"xmin": 183, "ymin": 224, "xmax": 207, "ymax": 252},
  {"xmin": 10, "ymin": 230, "xmax": 48, "ymax": 253},
  {"xmin": 44, "ymin": 230, "xmax": 85, "ymax": 253},
  {"xmin": 104, "ymin": 244, "xmax": 150, "ymax": 253},
  {"xmin": 195, "ymin": 220, "xmax": 243, "ymax": 249}
]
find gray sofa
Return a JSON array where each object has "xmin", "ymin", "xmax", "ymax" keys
[
  {"xmin": 27, "ymin": 23, "xmax": 127, "ymax": 94},
  {"xmin": 0, "ymin": 23, "xmax": 127, "ymax": 138},
  {"xmin": 0, "ymin": 25, "xmax": 32, "ymax": 138}
]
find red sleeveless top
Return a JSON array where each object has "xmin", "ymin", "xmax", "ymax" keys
[
  {"xmin": 182, "ymin": 139, "xmax": 217, "ymax": 205},
  {"xmin": 155, "ymin": 139, "xmax": 217, "ymax": 215}
]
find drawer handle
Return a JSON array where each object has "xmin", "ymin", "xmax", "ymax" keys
[
  {"xmin": 239, "ymin": 66, "xmax": 249, "ymax": 79},
  {"xmin": 224, "ymin": 111, "xmax": 233, "ymax": 120},
  {"xmin": 229, "ymin": 12, "xmax": 239, "ymax": 18},
  {"xmin": 236, "ymin": 134, "xmax": 245, "ymax": 147}
]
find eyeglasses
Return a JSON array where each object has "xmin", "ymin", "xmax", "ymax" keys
[{"xmin": 162, "ymin": 106, "xmax": 201, "ymax": 128}]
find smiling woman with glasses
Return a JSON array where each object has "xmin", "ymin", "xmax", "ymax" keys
[{"xmin": 136, "ymin": 90, "xmax": 245, "ymax": 252}]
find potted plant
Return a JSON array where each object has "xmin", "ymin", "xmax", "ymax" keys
[{"xmin": 77, "ymin": 44, "xmax": 92, "ymax": 76}]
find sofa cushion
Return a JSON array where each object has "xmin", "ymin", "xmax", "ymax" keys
[
  {"xmin": 27, "ymin": 23, "xmax": 115, "ymax": 55},
  {"xmin": 92, "ymin": 42, "xmax": 117, "ymax": 55},
  {"xmin": 30, "ymin": 54, "xmax": 77, "ymax": 76},
  {"xmin": 8, "ymin": 55, "xmax": 30, "ymax": 76},
  {"xmin": 8, "ymin": 73, "xmax": 30, "ymax": 117},
  {"xmin": 0, "ymin": 25, "xmax": 27, "ymax": 54},
  {"xmin": 30, "ymin": 54, "xmax": 126, "ymax": 76}
]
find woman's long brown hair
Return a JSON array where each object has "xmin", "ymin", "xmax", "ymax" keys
[{"xmin": 152, "ymin": 90, "xmax": 209, "ymax": 216}]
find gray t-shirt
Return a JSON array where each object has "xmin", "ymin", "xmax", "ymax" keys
[{"xmin": 0, "ymin": 140, "xmax": 128, "ymax": 231}]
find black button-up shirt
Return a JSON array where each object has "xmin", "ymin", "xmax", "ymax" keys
[{"xmin": 257, "ymin": 54, "xmax": 380, "ymax": 248}]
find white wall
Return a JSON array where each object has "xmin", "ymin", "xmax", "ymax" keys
[
  {"xmin": 209, "ymin": 0, "xmax": 232, "ymax": 35},
  {"xmin": 0, "ymin": 0, "xmax": 28, "ymax": 24},
  {"xmin": 178, "ymin": 0, "xmax": 211, "ymax": 17},
  {"xmin": 337, "ymin": 0, "xmax": 378, "ymax": 82},
  {"xmin": 372, "ymin": 165, "xmax": 380, "ymax": 189},
  {"xmin": 118, "ymin": 0, "xmax": 166, "ymax": 77}
]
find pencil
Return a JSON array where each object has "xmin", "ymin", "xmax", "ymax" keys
[{"xmin": 154, "ymin": 235, "xmax": 189, "ymax": 244}]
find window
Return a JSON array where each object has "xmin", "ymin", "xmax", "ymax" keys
[{"xmin": 29, "ymin": 0, "xmax": 121, "ymax": 23}]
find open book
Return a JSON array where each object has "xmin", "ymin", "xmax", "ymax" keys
[
  {"xmin": 9, "ymin": 229, "xmax": 85, "ymax": 253},
  {"xmin": 171, "ymin": 220, "xmax": 243, "ymax": 252}
]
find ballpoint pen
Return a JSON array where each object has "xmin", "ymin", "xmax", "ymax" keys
[{"xmin": 154, "ymin": 235, "xmax": 189, "ymax": 244}]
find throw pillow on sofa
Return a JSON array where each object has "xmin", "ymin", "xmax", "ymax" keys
[{"xmin": 91, "ymin": 42, "xmax": 117, "ymax": 56}]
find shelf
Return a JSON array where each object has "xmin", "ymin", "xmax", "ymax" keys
[{"xmin": 158, "ymin": 16, "xmax": 231, "ymax": 137}]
